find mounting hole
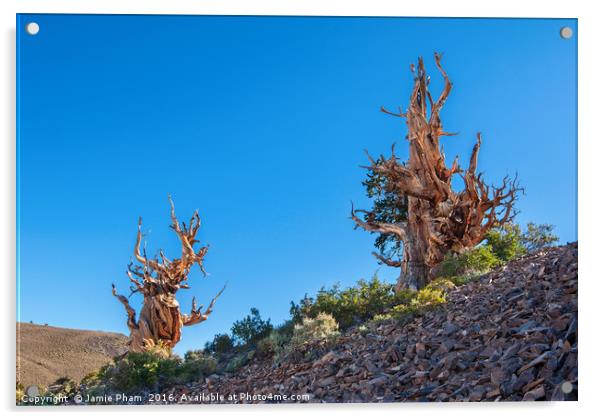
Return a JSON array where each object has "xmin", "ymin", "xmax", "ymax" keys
[
  {"xmin": 25, "ymin": 385, "xmax": 40, "ymax": 397},
  {"xmin": 560, "ymin": 27, "xmax": 573, "ymax": 39},
  {"xmin": 25, "ymin": 22, "xmax": 40, "ymax": 36},
  {"xmin": 561, "ymin": 381, "xmax": 573, "ymax": 394}
]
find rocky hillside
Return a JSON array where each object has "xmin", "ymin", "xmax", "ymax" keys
[
  {"xmin": 17, "ymin": 323, "xmax": 128, "ymax": 388},
  {"xmin": 165, "ymin": 242, "xmax": 577, "ymax": 403}
]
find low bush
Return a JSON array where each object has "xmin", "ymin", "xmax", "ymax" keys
[
  {"xmin": 290, "ymin": 275, "xmax": 409, "ymax": 329},
  {"xmin": 224, "ymin": 350, "xmax": 255, "ymax": 373},
  {"xmin": 179, "ymin": 350, "xmax": 217, "ymax": 383},
  {"xmin": 413, "ymin": 286, "xmax": 446, "ymax": 306},
  {"xmin": 437, "ymin": 222, "xmax": 559, "ymax": 284},
  {"xmin": 521, "ymin": 222, "xmax": 559, "ymax": 252},
  {"xmin": 203, "ymin": 333, "xmax": 234, "ymax": 355},
  {"xmin": 485, "ymin": 224, "xmax": 526, "ymax": 262},
  {"xmin": 256, "ymin": 329, "xmax": 290, "ymax": 357},
  {"xmin": 96, "ymin": 350, "xmax": 180, "ymax": 393},
  {"xmin": 231, "ymin": 308, "xmax": 273, "ymax": 347},
  {"xmin": 274, "ymin": 319, "xmax": 296, "ymax": 339},
  {"xmin": 357, "ymin": 324, "xmax": 369, "ymax": 336},
  {"xmin": 427, "ymin": 277, "xmax": 456, "ymax": 292},
  {"xmin": 290, "ymin": 313, "xmax": 340, "ymax": 347},
  {"xmin": 270, "ymin": 313, "xmax": 340, "ymax": 363},
  {"xmin": 371, "ymin": 282, "xmax": 447, "ymax": 323},
  {"xmin": 371, "ymin": 313, "xmax": 393, "ymax": 323},
  {"xmin": 289, "ymin": 276, "xmax": 453, "ymax": 331},
  {"xmin": 48, "ymin": 377, "xmax": 77, "ymax": 398},
  {"xmin": 483, "ymin": 222, "xmax": 559, "ymax": 261},
  {"xmin": 83, "ymin": 343, "xmax": 217, "ymax": 394},
  {"xmin": 439, "ymin": 245, "xmax": 501, "ymax": 278},
  {"xmin": 80, "ymin": 369, "xmax": 109, "ymax": 398}
]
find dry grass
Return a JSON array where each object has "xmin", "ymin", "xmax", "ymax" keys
[{"xmin": 16, "ymin": 322, "xmax": 128, "ymax": 387}]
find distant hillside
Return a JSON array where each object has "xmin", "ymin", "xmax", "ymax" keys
[{"xmin": 17, "ymin": 323, "xmax": 128, "ymax": 387}]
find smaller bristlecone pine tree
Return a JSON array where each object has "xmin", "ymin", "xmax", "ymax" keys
[
  {"xmin": 352, "ymin": 53, "xmax": 521, "ymax": 291},
  {"xmin": 112, "ymin": 197, "xmax": 225, "ymax": 352}
]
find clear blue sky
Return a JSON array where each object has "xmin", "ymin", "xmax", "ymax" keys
[{"xmin": 17, "ymin": 15, "xmax": 577, "ymax": 353}]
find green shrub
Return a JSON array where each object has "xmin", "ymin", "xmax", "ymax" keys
[
  {"xmin": 427, "ymin": 277, "xmax": 456, "ymax": 292},
  {"xmin": 224, "ymin": 350, "xmax": 255, "ymax": 373},
  {"xmin": 47, "ymin": 377, "xmax": 77, "ymax": 399},
  {"xmin": 437, "ymin": 273, "xmax": 480, "ymax": 286},
  {"xmin": 371, "ymin": 282, "xmax": 448, "ymax": 323},
  {"xmin": 204, "ymin": 333, "xmax": 234, "ymax": 355},
  {"xmin": 257, "ymin": 329, "xmax": 290, "ymax": 356},
  {"xmin": 270, "ymin": 313, "xmax": 341, "ymax": 363},
  {"xmin": 438, "ymin": 254, "xmax": 464, "ymax": 277},
  {"xmin": 80, "ymin": 369, "xmax": 109, "ymax": 399},
  {"xmin": 290, "ymin": 275, "xmax": 408, "ymax": 329},
  {"xmin": 413, "ymin": 286, "xmax": 446, "ymax": 306},
  {"xmin": 179, "ymin": 351, "xmax": 217, "ymax": 382},
  {"xmin": 274, "ymin": 319, "xmax": 295, "ymax": 339},
  {"xmin": 231, "ymin": 308, "xmax": 273, "ymax": 346},
  {"xmin": 290, "ymin": 313, "xmax": 340, "ymax": 347},
  {"xmin": 101, "ymin": 350, "xmax": 180, "ymax": 393},
  {"xmin": 372, "ymin": 313, "xmax": 393, "ymax": 323},
  {"xmin": 439, "ymin": 245, "xmax": 501, "ymax": 278},
  {"xmin": 388, "ymin": 304, "xmax": 416, "ymax": 318},
  {"xmin": 465, "ymin": 245, "xmax": 501, "ymax": 271},
  {"xmin": 437, "ymin": 222, "xmax": 557, "ymax": 282},
  {"xmin": 86, "ymin": 343, "xmax": 218, "ymax": 394},
  {"xmin": 290, "ymin": 276, "xmax": 451, "ymax": 331},
  {"xmin": 521, "ymin": 222, "xmax": 559, "ymax": 251},
  {"xmin": 485, "ymin": 223, "xmax": 526, "ymax": 262}
]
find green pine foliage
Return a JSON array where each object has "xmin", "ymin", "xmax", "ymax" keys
[
  {"xmin": 521, "ymin": 222, "xmax": 559, "ymax": 251},
  {"xmin": 203, "ymin": 333, "xmax": 234, "ymax": 354},
  {"xmin": 362, "ymin": 156, "xmax": 409, "ymax": 265},
  {"xmin": 485, "ymin": 223, "xmax": 526, "ymax": 262},
  {"xmin": 230, "ymin": 307, "xmax": 273, "ymax": 346}
]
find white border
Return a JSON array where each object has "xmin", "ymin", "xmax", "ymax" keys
[{"xmin": 2, "ymin": 1, "xmax": 599, "ymax": 419}]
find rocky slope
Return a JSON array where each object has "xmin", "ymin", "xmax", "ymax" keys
[
  {"xmin": 17, "ymin": 323, "xmax": 129, "ymax": 388},
  {"xmin": 166, "ymin": 242, "xmax": 578, "ymax": 403}
]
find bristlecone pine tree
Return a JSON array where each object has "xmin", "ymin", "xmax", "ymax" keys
[
  {"xmin": 112, "ymin": 197, "xmax": 225, "ymax": 352},
  {"xmin": 352, "ymin": 53, "xmax": 521, "ymax": 291}
]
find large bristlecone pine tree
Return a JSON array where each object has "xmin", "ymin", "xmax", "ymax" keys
[
  {"xmin": 352, "ymin": 53, "xmax": 521, "ymax": 291},
  {"xmin": 112, "ymin": 197, "xmax": 225, "ymax": 352}
]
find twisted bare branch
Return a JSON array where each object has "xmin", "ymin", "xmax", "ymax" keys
[
  {"xmin": 353, "ymin": 53, "xmax": 521, "ymax": 289},
  {"xmin": 182, "ymin": 283, "xmax": 227, "ymax": 326},
  {"xmin": 113, "ymin": 197, "xmax": 224, "ymax": 351}
]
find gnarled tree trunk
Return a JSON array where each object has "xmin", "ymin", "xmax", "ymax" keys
[
  {"xmin": 112, "ymin": 197, "xmax": 225, "ymax": 352},
  {"xmin": 352, "ymin": 53, "xmax": 521, "ymax": 291}
]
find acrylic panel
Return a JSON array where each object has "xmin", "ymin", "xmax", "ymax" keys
[{"xmin": 16, "ymin": 14, "xmax": 577, "ymax": 405}]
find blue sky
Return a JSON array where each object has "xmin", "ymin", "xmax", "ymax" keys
[{"xmin": 17, "ymin": 15, "xmax": 577, "ymax": 353}]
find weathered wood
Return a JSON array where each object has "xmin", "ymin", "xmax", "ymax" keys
[
  {"xmin": 112, "ymin": 197, "xmax": 225, "ymax": 352},
  {"xmin": 352, "ymin": 53, "xmax": 521, "ymax": 290}
]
